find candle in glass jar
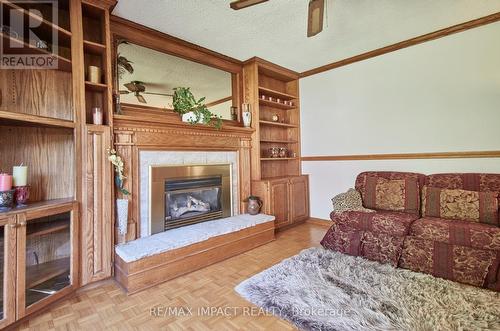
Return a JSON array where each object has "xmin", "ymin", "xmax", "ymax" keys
[
  {"xmin": 12, "ymin": 166, "xmax": 27, "ymax": 186},
  {"xmin": 92, "ymin": 107, "xmax": 103, "ymax": 125},
  {"xmin": 0, "ymin": 173, "xmax": 12, "ymax": 191}
]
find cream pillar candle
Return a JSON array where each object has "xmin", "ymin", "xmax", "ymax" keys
[{"xmin": 12, "ymin": 166, "xmax": 27, "ymax": 186}]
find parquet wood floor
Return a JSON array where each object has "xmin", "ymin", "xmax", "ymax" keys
[{"xmin": 16, "ymin": 222, "xmax": 329, "ymax": 331}]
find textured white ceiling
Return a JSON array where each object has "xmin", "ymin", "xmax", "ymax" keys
[{"xmin": 112, "ymin": 0, "xmax": 500, "ymax": 72}]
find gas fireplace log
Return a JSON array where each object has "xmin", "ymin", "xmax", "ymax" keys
[{"xmin": 170, "ymin": 196, "xmax": 211, "ymax": 218}]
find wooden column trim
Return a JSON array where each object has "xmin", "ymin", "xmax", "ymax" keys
[
  {"xmin": 300, "ymin": 12, "xmax": 500, "ymax": 77},
  {"xmin": 301, "ymin": 150, "xmax": 500, "ymax": 161}
]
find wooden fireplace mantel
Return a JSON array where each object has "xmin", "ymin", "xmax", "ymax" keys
[{"xmin": 113, "ymin": 104, "xmax": 254, "ymax": 244}]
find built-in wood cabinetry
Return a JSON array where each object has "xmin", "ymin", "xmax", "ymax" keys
[
  {"xmin": 244, "ymin": 58, "xmax": 310, "ymax": 229},
  {"xmin": 0, "ymin": 201, "xmax": 78, "ymax": 324},
  {"xmin": 0, "ymin": 0, "xmax": 114, "ymax": 325},
  {"xmin": 254, "ymin": 175, "xmax": 310, "ymax": 228}
]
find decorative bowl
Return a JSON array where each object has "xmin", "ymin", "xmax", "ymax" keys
[{"xmin": 0, "ymin": 189, "xmax": 15, "ymax": 211}]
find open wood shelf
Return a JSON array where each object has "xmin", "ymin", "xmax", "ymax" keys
[
  {"xmin": 0, "ymin": 32, "xmax": 72, "ymax": 72},
  {"xmin": 85, "ymin": 81, "xmax": 108, "ymax": 91},
  {"xmin": 260, "ymin": 138, "xmax": 298, "ymax": 144},
  {"xmin": 83, "ymin": 40, "xmax": 106, "ymax": 55},
  {"xmin": 0, "ymin": 199, "xmax": 75, "ymax": 217},
  {"xmin": 261, "ymin": 157, "xmax": 299, "ymax": 161},
  {"xmin": 27, "ymin": 219, "xmax": 70, "ymax": 238},
  {"xmin": 1, "ymin": 0, "xmax": 72, "ymax": 47},
  {"xmin": 258, "ymin": 86, "xmax": 297, "ymax": 100},
  {"xmin": 259, "ymin": 98, "xmax": 296, "ymax": 110},
  {"xmin": 0, "ymin": 110, "xmax": 75, "ymax": 129},
  {"xmin": 259, "ymin": 120, "xmax": 298, "ymax": 128},
  {"xmin": 26, "ymin": 257, "xmax": 70, "ymax": 289}
]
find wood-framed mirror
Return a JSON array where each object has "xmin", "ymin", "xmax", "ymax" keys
[{"xmin": 110, "ymin": 17, "xmax": 243, "ymax": 124}]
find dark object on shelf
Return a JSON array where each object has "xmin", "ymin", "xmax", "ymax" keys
[
  {"xmin": 245, "ymin": 196, "xmax": 262, "ymax": 215},
  {"xmin": 0, "ymin": 189, "xmax": 15, "ymax": 211},
  {"xmin": 279, "ymin": 147, "xmax": 288, "ymax": 158},
  {"xmin": 230, "ymin": 106, "xmax": 238, "ymax": 121},
  {"xmin": 14, "ymin": 185, "xmax": 30, "ymax": 206}
]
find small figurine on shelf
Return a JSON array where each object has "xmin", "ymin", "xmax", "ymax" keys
[
  {"xmin": 269, "ymin": 147, "xmax": 279, "ymax": 158},
  {"xmin": 230, "ymin": 106, "xmax": 238, "ymax": 121},
  {"xmin": 261, "ymin": 94, "xmax": 266, "ymax": 100},
  {"xmin": 279, "ymin": 147, "xmax": 288, "ymax": 158},
  {"xmin": 276, "ymin": 98, "xmax": 281, "ymax": 104},
  {"xmin": 271, "ymin": 113, "xmax": 279, "ymax": 122}
]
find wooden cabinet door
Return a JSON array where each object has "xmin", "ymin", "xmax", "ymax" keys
[
  {"xmin": 82, "ymin": 125, "xmax": 112, "ymax": 285},
  {"xmin": 16, "ymin": 202, "xmax": 78, "ymax": 318},
  {"xmin": 289, "ymin": 176, "xmax": 310, "ymax": 224},
  {"xmin": 0, "ymin": 215, "xmax": 17, "ymax": 328},
  {"xmin": 270, "ymin": 180, "xmax": 290, "ymax": 227}
]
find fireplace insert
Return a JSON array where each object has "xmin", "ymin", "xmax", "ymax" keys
[{"xmin": 149, "ymin": 164, "xmax": 232, "ymax": 234}]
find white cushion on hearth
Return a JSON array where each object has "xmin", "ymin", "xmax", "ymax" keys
[{"xmin": 115, "ymin": 214, "xmax": 275, "ymax": 263}]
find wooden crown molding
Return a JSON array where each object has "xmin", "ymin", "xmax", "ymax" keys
[
  {"xmin": 301, "ymin": 151, "xmax": 500, "ymax": 161},
  {"xmin": 300, "ymin": 12, "xmax": 500, "ymax": 77},
  {"xmin": 244, "ymin": 57, "xmax": 300, "ymax": 80},
  {"xmin": 110, "ymin": 15, "xmax": 243, "ymax": 73}
]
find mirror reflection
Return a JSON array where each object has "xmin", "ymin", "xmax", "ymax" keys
[{"xmin": 117, "ymin": 42, "xmax": 235, "ymax": 120}]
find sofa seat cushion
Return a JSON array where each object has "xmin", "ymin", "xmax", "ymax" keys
[
  {"xmin": 409, "ymin": 217, "xmax": 500, "ymax": 251},
  {"xmin": 331, "ymin": 210, "xmax": 419, "ymax": 237},
  {"xmin": 320, "ymin": 223, "xmax": 404, "ymax": 266},
  {"xmin": 400, "ymin": 237, "xmax": 498, "ymax": 288}
]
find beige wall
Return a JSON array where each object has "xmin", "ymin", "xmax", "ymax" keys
[{"xmin": 300, "ymin": 22, "xmax": 500, "ymax": 219}]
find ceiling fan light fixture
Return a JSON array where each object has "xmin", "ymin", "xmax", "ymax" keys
[
  {"xmin": 307, "ymin": 0, "xmax": 325, "ymax": 37},
  {"xmin": 230, "ymin": 0, "xmax": 268, "ymax": 10}
]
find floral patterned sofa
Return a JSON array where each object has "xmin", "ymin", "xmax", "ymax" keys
[{"xmin": 321, "ymin": 171, "xmax": 500, "ymax": 291}]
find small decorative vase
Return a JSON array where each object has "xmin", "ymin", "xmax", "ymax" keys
[
  {"xmin": 242, "ymin": 111, "xmax": 251, "ymax": 127},
  {"xmin": 242, "ymin": 103, "xmax": 251, "ymax": 127},
  {"xmin": 0, "ymin": 189, "xmax": 15, "ymax": 211},
  {"xmin": 88, "ymin": 65, "xmax": 101, "ymax": 84},
  {"xmin": 116, "ymin": 198, "xmax": 129, "ymax": 235},
  {"xmin": 14, "ymin": 186, "xmax": 30, "ymax": 206},
  {"xmin": 246, "ymin": 196, "xmax": 262, "ymax": 215}
]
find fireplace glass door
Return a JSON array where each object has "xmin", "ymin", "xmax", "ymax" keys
[{"xmin": 165, "ymin": 176, "xmax": 223, "ymax": 230}]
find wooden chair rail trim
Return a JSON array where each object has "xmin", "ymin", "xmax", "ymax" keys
[
  {"xmin": 300, "ymin": 12, "xmax": 500, "ymax": 77},
  {"xmin": 301, "ymin": 150, "xmax": 500, "ymax": 161}
]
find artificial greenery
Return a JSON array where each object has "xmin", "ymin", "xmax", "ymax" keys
[
  {"xmin": 172, "ymin": 87, "xmax": 222, "ymax": 129},
  {"xmin": 108, "ymin": 149, "xmax": 130, "ymax": 196}
]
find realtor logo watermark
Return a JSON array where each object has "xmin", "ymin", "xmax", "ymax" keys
[{"xmin": 1, "ymin": 0, "xmax": 59, "ymax": 69}]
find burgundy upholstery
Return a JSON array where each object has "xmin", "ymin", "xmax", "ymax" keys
[
  {"xmin": 410, "ymin": 217, "xmax": 500, "ymax": 251},
  {"xmin": 321, "ymin": 171, "xmax": 500, "ymax": 291},
  {"xmin": 332, "ymin": 210, "xmax": 419, "ymax": 237}
]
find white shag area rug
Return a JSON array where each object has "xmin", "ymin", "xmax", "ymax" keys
[{"xmin": 235, "ymin": 247, "xmax": 500, "ymax": 331}]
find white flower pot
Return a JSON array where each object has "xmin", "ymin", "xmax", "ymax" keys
[
  {"xmin": 182, "ymin": 111, "xmax": 204, "ymax": 124},
  {"xmin": 242, "ymin": 111, "xmax": 252, "ymax": 127},
  {"xmin": 116, "ymin": 198, "xmax": 129, "ymax": 235}
]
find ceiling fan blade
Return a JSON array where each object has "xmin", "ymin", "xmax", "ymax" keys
[
  {"xmin": 119, "ymin": 90, "xmax": 130, "ymax": 94},
  {"xmin": 230, "ymin": 0, "xmax": 268, "ymax": 10},
  {"xmin": 143, "ymin": 92, "xmax": 174, "ymax": 97},
  {"xmin": 307, "ymin": 0, "xmax": 324, "ymax": 37},
  {"xmin": 136, "ymin": 93, "xmax": 147, "ymax": 104},
  {"xmin": 124, "ymin": 82, "xmax": 138, "ymax": 92}
]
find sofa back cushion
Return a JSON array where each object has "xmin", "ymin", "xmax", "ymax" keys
[
  {"xmin": 355, "ymin": 172, "xmax": 426, "ymax": 214},
  {"xmin": 425, "ymin": 173, "xmax": 500, "ymax": 226},
  {"xmin": 421, "ymin": 186, "xmax": 499, "ymax": 225}
]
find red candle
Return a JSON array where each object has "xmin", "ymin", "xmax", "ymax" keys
[{"xmin": 0, "ymin": 173, "xmax": 12, "ymax": 191}]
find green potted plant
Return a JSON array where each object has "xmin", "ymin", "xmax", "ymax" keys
[{"xmin": 172, "ymin": 87, "xmax": 222, "ymax": 129}]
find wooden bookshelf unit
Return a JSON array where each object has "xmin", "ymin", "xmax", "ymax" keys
[
  {"xmin": 244, "ymin": 58, "xmax": 310, "ymax": 229},
  {"xmin": 0, "ymin": 0, "xmax": 115, "ymax": 327}
]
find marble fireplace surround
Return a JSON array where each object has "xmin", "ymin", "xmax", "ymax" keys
[{"xmin": 140, "ymin": 151, "xmax": 240, "ymax": 237}]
